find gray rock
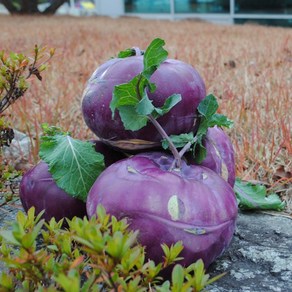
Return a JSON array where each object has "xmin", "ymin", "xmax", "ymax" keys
[
  {"xmin": 208, "ymin": 211, "xmax": 292, "ymax": 292},
  {"xmin": 3, "ymin": 129, "xmax": 32, "ymax": 170}
]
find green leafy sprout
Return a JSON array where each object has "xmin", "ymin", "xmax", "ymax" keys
[{"xmin": 0, "ymin": 206, "xmax": 224, "ymax": 291}]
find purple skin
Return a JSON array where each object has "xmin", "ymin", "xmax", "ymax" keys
[
  {"xmin": 20, "ymin": 161, "xmax": 87, "ymax": 222},
  {"xmin": 86, "ymin": 152, "xmax": 238, "ymax": 268},
  {"xmin": 186, "ymin": 126, "xmax": 236, "ymax": 187},
  {"xmin": 81, "ymin": 56, "xmax": 206, "ymax": 149}
]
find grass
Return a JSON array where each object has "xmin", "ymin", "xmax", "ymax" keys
[{"xmin": 0, "ymin": 15, "xmax": 291, "ymax": 212}]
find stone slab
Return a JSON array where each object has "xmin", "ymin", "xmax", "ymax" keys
[{"xmin": 208, "ymin": 211, "xmax": 292, "ymax": 292}]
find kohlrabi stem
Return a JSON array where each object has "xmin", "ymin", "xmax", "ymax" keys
[
  {"xmin": 136, "ymin": 79, "xmax": 181, "ymax": 169},
  {"xmin": 168, "ymin": 141, "xmax": 190, "ymax": 170},
  {"xmin": 148, "ymin": 114, "xmax": 182, "ymax": 169},
  {"xmin": 179, "ymin": 141, "xmax": 193, "ymax": 157}
]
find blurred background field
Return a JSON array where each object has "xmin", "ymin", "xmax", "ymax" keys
[{"xmin": 0, "ymin": 15, "xmax": 291, "ymax": 211}]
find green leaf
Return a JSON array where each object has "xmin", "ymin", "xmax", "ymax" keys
[
  {"xmin": 110, "ymin": 75, "xmax": 141, "ymax": 116},
  {"xmin": 156, "ymin": 281, "xmax": 171, "ymax": 292},
  {"xmin": 0, "ymin": 273, "xmax": 13, "ymax": 289},
  {"xmin": 162, "ymin": 241, "xmax": 184, "ymax": 266},
  {"xmin": 234, "ymin": 178, "xmax": 286, "ymax": 211},
  {"xmin": 22, "ymin": 220, "xmax": 44, "ymax": 249},
  {"xmin": 41, "ymin": 123, "xmax": 68, "ymax": 136},
  {"xmin": 54, "ymin": 270, "xmax": 80, "ymax": 292},
  {"xmin": 142, "ymin": 260, "xmax": 162, "ymax": 279},
  {"xmin": 209, "ymin": 113, "xmax": 233, "ymax": 128},
  {"xmin": 120, "ymin": 246, "xmax": 142, "ymax": 273},
  {"xmin": 143, "ymin": 38, "xmax": 168, "ymax": 79},
  {"xmin": 192, "ymin": 259, "xmax": 209, "ymax": 291},
  {"xmin": 206, "ymin": 272, "xmax": 227, "ymax": 286},
  {"xmin": 118, "ymin": 48, "xmax": 136, "ymax": 58},
  {"xmin": 162, "ymin": 132, "xmax": 194, "ymax": 150},
  {"xmin": 0, "ymin": 230, "xmax": 21, "ymax": 246},
  {"xmin": 192, "ymin": 94, "xmax": 234, "ymax": 163},
  {"xmin": 153, "ymin": 94, "xmax": 182, "ymax": 118},
  {"xmin": 39, "ymin": 134, "xmax": 105, "ymax": 202},
  {"xmin": 106, "ymin": 231, "xmax": 130, "ymax": 260},
  {"xmin": 81, "ymin": 274, "xmax": 100, "ymax": 292},
  {"xmin": 197, "ymin": 94, "xmax": 218, "ymax": 118},
  {"xmin": 192, "ymin": 127, "xmax": 207, "ymax": 164},
  {"xmin": 171, "ymin": 264, "xmax": 185, "ymax": 292},
  {"xmin": 136, "ymin": 94, "xmax": 155, "ymax": 116},
  {"xmin": 118, "ymin": 106, "xmax": 149, "ymax": 131}
]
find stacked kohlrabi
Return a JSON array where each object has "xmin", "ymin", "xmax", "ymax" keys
[{"xmin": 20, "ymin": 38, "xmax": 238, "ymax": 268}]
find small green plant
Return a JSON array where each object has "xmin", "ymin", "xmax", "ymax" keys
[
  {"xmin": 0, "ymin": 45, "xmax": 54, "ymax": 147},
  {"xmin": 0, "ymin": 205, "xmax": 224, "ymax": 291},
  {"xmin": 0, "ymin": 45, "xmax": 55, "ymax": 114}
]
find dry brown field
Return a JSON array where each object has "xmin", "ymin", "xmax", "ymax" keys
[{"xmin": 0, "ymin": 15, "xmax": 291, "ymax": 212}]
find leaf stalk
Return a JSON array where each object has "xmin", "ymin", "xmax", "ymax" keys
[{"xmin": 148, "ymin": 115, "xmax": 182, "ymax": 169}]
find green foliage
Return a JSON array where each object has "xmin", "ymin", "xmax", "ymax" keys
[
  {"xmin": 193, "ymin": 94, "xmax": 233, "ymax": 163},
  {"xmin": 234, "ymin": 178, "xmax": 286, "ymax": 211},
  {"xmin": 0, "ymin": 206, "xmax": 223, "ymax": 291},
  {"xmin": 0, "ymin": 159, "xmax": 21, "ymax": 205},
  {"xmin": 39, "ymin": 124, "xmax": 105, "ymax": 201},
  {"xmin": 110, "ymin": 38, "xmax": 182, "ymax": 132},
  {"xmin": 162, "ymin": 133, "xmax": 195, "ymax": 150},
  {"xmin": 0, "ymin": 45, "xmax": 54, "ymax": 151},
  {"xmin": 162, "ymin": 94, "xmax": 233, "ymax": 162},
  {"xmin": 41, "ymin": 122, "xmax": 69, "ymax": 137},
  {"xmin": 0, "ymin": 45, "xmax": 54, "ymax": 114},
  {"xmin": 111, "ymin": 40, "xmax": 232, "ymax": 165},
  {"xmin": 117, "ymin": 48, "xmax": 143, "ymax": 58}
]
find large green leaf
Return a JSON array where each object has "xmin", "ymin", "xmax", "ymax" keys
[
  {"xmin": 234, "ymin": 178, "xmax": 286, "ymax": 211},
  {"xmin": 40, "ymin": 134, "xmax": 105, "ymax": 202}
]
